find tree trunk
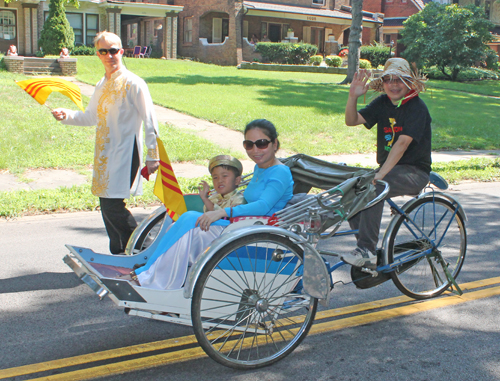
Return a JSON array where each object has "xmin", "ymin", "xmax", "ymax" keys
[{"xmin": 340, "ymin": 0, "xmax": 363, "ymax": 85}]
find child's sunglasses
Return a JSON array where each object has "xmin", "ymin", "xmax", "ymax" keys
[
  {"xmin": 243, "ymin": 139, "xmax": 272, "ymax": 150},
  {"xmin": 98, "ymin": 48, "xmax": 121, "ymax": 56}
]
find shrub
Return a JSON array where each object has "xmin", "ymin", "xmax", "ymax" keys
[
  {"xmin": 360, "ymin": 43, "xmax": 391, "ymax": 68},
  {"xmin": 255, "ymin": 42, "xmax": 318, "ymax": 64},
  {"xmin": 310, "ymin": 55, "xmax": 323, "ymax": 66},
  {"xmin": 359, "ymin": 59, "xmax": 372, "ymax": 69},
  {"xmin": 325, "ymin": 55, "xmax": 343, "ymax": 67},
  {"xmin": 484, "ymin": 49, "xmax": 499, "ymax": 71},
  {"xmin": 38, "ymin": 0, "xmax": 74, "ymax": 55},
  {"xmin": 423, "ymin": 66, "xmax": 500, "ymax": 80},
  {"xmin": 150, "ymin": 47, "xmax": 163, "ymax": 59},
  {"xmin": 70, "ymin": 45, "xmax": 96, "ymax": 56}
]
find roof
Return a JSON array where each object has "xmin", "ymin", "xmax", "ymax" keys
[
  {"xmin": 96, "ymin": 0, "xmax": 183, "ymax": 15},
  {"xmin": 411, "ymin": 0, "xmax": 425, "ymax": 10},
  {"xmin": 243, "ymin": 1, "xmax": 382, "ymax": 24},
  {"xmin": 383, "ymin": 17, "xmax": 407, "ymax": 27}
]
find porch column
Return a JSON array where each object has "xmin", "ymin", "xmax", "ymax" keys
[
  {"xmin": 165, "ymin": 12, "xmax": 178, "ymax": 59},
  {"xmin": 106, "ymin": 7, "xmax": 122, "ymax": 36},
  {"xmin": 22, "ymin": 3, "xmax": 38, "ymax": 55},
  {"xmin": 234, "ymin": 2, "xmax": 243, "ymax": 65}
]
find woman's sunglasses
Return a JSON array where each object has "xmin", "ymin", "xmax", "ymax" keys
[
  {"xmin": 98, "ymin": 48, "xmax": 121, "ymax": 56},
  {"xmin": 243, "ymin": 139, "xmax": 272, "ymax": 150}
]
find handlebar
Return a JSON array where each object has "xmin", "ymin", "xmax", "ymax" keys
[{"xmin": 362, "ymin": 180, "xmax": 390, "ymax": 211}]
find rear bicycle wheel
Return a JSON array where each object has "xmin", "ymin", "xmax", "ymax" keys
[
  {"xmin": 386, "ymin": 196, "xmax": 466, "ymax": 300},
  {"xmin": 191, "ymin": 233, "xmax": 317, "ymax": 369},
  {"xmin": 133, "ymin": 212, "xmax": 165, "ymax": 252}
]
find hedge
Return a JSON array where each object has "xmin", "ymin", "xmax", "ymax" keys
[
  {"xmin": 255, "ymin": 42, "xmax": 318, "ymax": 65},
  {"xmin": 360, "ymin": 44, "xmax": 391, "ymax": 68}
]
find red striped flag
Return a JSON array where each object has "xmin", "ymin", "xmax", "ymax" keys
[
  {"xmin": 153, "ymin": 137, "xmax": 187, "ymax": 221},
  {"xmin": 16, "ymin": 78, "xmax": 84, "ymax": 111}
]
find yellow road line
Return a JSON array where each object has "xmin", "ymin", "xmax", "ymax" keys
[
  {"xmin": 311, "ymin": 285, "xmax": 500, "ymax": 334},
  {"xmin": 27, "ymin": 284, "xmax": 500, "ymax": 381},
  {"xmin": 1, "ymin": 276, "xmax": 499, "ymax": 380}
]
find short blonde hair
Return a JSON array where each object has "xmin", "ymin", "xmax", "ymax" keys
[{"xmin": 94, "ymin": 31, "xmax": 122, "ymax": 49}]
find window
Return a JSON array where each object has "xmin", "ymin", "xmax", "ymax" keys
[
  {"xmin": 312, "ymin": 0, "xmax": 326, "ymax": 5},
  {"xmin": 401, "ymin": 0, "xmax": 407, "ymax": 3},
  {"xmin": 66, "ymin": 13, "xmax": 83, "ymax": 44},
  {"xmin": 386, "ymin": 0, "xmax": 393, "ymax": 3},
  {"xmin": 184, "ymin": 17, "xmax": 192, "ymax": 43},
  {"xmin": 86, "ymin": 14, "xmax": 98, "ymax": 45},
  {"xmin": 0, "ymin": 10, "xmax": 16, "ymax": 40}
]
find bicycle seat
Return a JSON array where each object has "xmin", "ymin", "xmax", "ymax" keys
[{"xmin": 429, "ymin": 171, "xmax": 448, "ymax": 190}]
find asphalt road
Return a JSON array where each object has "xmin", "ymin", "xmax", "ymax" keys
[{"xmin": 1, "ymin": 181, "xmax": 500, "ymax": 381}]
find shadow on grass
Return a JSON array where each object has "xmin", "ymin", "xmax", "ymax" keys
[{"xmin": 143, "ymin": 74, "xmax": 349, "ymax": 116}]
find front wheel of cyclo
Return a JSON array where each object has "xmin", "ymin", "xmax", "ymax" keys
[
  {"xmin": 191, "ymin": 233, "xmax": 318, "ymax": 369},
  {"xmin": 385, "ymin": 196, "xmax": 467, "ymax": 300}
]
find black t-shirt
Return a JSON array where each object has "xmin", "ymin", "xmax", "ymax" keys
[{"xmin": 359, "ymin": 94, "xmax": 432, "ymax": 173}]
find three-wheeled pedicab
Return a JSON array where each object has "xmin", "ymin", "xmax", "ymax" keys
[{"xmin": 64, "ymin": 154, "xmax": 467, "ymax": 369}]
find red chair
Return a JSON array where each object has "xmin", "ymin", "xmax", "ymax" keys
[
  {"xmin": 138, "ymin": 46, "xmax": 147, "ymax": 58},
  {"xmin": 133, "ymin": 45, "xmax": 141, "ymax": 58}
]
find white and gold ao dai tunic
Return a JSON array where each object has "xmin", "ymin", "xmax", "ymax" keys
[{"xmin": 63, "ymin": 68, "xmax": 159, "ymax": 198}]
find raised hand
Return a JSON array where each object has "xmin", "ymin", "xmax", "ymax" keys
[
  {"xmin": 349, "ymin": 70, "xmax": 371, "ymax": 99},
  {"xmin": 198, "ymin": 180, "xmax": 210, "ymax": 200}
]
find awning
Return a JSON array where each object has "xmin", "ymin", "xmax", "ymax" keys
[
  {"xmin": 97, "ymin": 0, "xmax": 183, "ymax": 17},
  {"xmin": 243, "ymin": 1, "xmax": 382, "ymax": 27}
]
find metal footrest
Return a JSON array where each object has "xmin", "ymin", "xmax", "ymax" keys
[{"xmin": 63, "ymin": 255, "xmax": 109, "ymax": 300}]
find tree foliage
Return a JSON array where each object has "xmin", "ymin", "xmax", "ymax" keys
[
  {"xmin": 400, "ymin": 3, "xmax": 494, "ymax": 81},
  {"xmin": 38, "ymin": 0, "xmax": 76, "ymax": 55}
]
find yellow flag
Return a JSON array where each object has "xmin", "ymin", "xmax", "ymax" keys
[
  {"xmin": 16, "ymin": 78, "xmax": 84, "ymax": 111},
  {"xmin": 154, "ymin": 137, "xmax": 187, "ymax": 221}
]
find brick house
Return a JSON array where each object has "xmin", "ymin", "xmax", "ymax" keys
[
  {"xmin": 175, "ymin": 0, "xmax": 383, "ymax": 65},
  {"xmin": 0, "ymin": 0, "xmax": 183, "ymax": 58},
  {"xmin": 363, "ymin": 0, "xmax": 427, "ymax": 56},
  {"xmin": 1, "ymin": 0, "xmax": 383, "ymax": 65}
]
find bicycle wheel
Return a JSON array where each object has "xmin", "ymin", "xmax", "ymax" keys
[
  {"xmin": 133, "ymin": 212, "xmax": 166, "ymax": 253},
  {"xmin": 386, "ymin": 196, "xmax": 466, "ymax": 300},
  {"xmin": 191, "ymin": 233, "xmax": 318, "ymax": 369}
]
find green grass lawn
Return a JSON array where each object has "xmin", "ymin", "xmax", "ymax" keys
[
  {"xmin": 0, "ymin": 70, "xmax": 243, "ymax": 172},
  {"xmin": 2, "ymin": 57, "xmax": 500, "ymax": 217},
  {"xmin": 76, "ymin": 56, "xmax": 500, "ymax": 154},
  {"xmin": 427, "ymin": 78, "xmax": 500, "ymax": 97}
]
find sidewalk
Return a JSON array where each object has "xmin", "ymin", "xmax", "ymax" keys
[{"xmin": 1, "ymin": 78, "xmax": 499, "ymax": 192}]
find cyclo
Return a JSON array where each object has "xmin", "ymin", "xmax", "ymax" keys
[{"xmin": 64, "ymin": 154, "xmax": 467, "ymax": 369}]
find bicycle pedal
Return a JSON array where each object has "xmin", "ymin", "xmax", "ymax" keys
[{"xmin": 361, "ymin": 267, "xmax": 378, "ymax": 277}]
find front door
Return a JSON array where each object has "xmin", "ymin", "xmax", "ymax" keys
[
  {"xmin": 268, "ymin": 24, "xmax": 281, "ymax": 42},
  {"xmin": 0, "ymin": 9, "xmax": 17, "ymax": 55},
  {"xmin": 212, "ymin": 18, "xmax": 222, "ymax": 43},
  {"xmin": 311, "ymin": 27, "xmax": 325, "ymax": 53}
]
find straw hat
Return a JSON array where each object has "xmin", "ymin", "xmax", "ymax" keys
[
  {"xmin": 369, "ymin": 58, "xmax": 427, "ymax": 93},
  {"xmin": 208, "ymin": 155, "xmax": 243, "ymax": 176}
]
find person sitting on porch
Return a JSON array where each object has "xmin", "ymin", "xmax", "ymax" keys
[
  {"xmin": 262, "ymin": 34, "xmax": 270, "ymax": 42},
  {"xmin": 251, "ymin": 34, "xmax": 259, "ymax": 44},
  {"xmin": 59, "ymin": 47, "xmax": 70, "ymax": 58},
  {"xmin": 6, "ymin": 45, "xmax": 17, "ymax": 56}
]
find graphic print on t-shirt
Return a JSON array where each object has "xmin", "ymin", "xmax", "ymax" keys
[{"xmin": 384, "ymin": 118, "xmax": 396, "ymax": 152}]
